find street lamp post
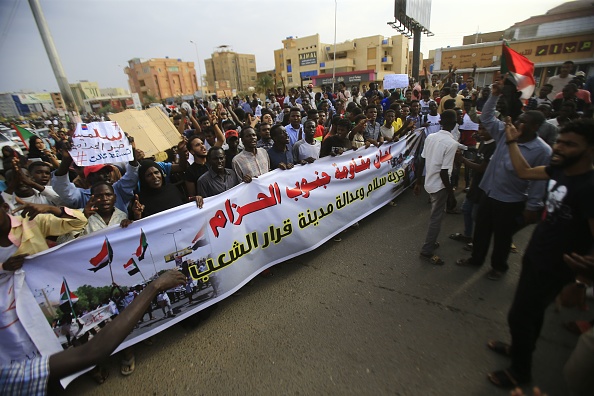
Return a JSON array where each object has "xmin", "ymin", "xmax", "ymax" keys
[
  {"xmin": 190, "ymin": 40, "xmax": 205, "ymax": 99},
  {"xmin": 164, "ymin": 229, "xmax": 182, "ymax": 254},
  {"xmin": 331, "ymin": 0, "xmax": 337, "ymax": 94}
]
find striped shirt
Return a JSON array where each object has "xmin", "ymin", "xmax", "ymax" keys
[{"xmin": 232, "ymin": 148, "xmax": 270, "ymax": 179}]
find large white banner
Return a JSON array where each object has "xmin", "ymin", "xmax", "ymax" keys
[
  {"xmin": 9, "ymin": 132, "xmax": 424, "ymax": 385},
  {"xmin": 70, "ymin": 121, "xmax": 134, "ymax": 166}
]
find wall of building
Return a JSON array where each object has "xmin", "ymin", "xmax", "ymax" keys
[
  {"xmin": 274, "ymin": 34, "xmax": 410, "ymax": 89},
  {"xmin": 125, "ymin": 58, "xmax": 198, "ymax": 103},
  {"xmin": 204, "ymin": 51, "xmax": 257, "ymax": 95}
]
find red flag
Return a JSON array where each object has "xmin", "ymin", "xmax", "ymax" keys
[
  {"xmin": 501, "ymin": 43, "xmax": 536, "ymax": 100},
  {"xmin": 88, "ymin": 238, "xmax": 113, "ymax": 272}
]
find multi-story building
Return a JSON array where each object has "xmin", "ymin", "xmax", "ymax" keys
[
  {"xmin": 125, "ymin": 57, "xmax": 198, "ymax": 104},
  {"xmin": 69, "ymin": 81, "xmax": 101, "ymax": 111},
  {"xmin": 273, "ymin": 34, "xmax": 410, "ymax": 89},
  {"xmin": 204, "ymin": 46, "xmax": 257, "ymax": 97},
  {"xmin": 432, "ymin": 1, "xmax": 593, "ymax": 88}
]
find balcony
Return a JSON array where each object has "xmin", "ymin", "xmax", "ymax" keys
[
  {"xmin": 319, "ymin": 58, "xmax": 355, "ymax": 71},
  {"xmin": 382, "ymin": 39, "xmax": 392, "ymax": 47},
  {"xmin": 381, "ymin": 56, "xmax": 393, "ymax": 64}
]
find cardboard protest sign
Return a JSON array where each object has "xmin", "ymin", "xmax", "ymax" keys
[
  {"xmin": 383, "ymin": 74, "xmax": 409, "ymax": 90},
  {"xmin": 70, "ymin": 121, "xmax": 134, "ymax": 166},
  {"xmin": 109, "ymin": 107, "xmax": 182, "ymax": 158}
]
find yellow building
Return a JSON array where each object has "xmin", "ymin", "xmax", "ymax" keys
[
  {"xmin": 204, "ymin": 46, "xmax": 257, "ymax": 97},
  {"xmin": 432, "ymin": 1, "xmax": 594, "ymax": 88},
  {"xmin": 70, "ymin": 81, "xmax": 101, "ymax": 111},
  {"xmin": 273, "ymin": 34, "xmax": 410, "ymax": 89},
  {"xmin": 125, "ymin": 57, "xmax": 198, "ymax": 104}
]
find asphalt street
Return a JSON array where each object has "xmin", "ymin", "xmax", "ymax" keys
[{"xmin": 63, "ymin": 188, "xmax": 591, "ymax": 396}]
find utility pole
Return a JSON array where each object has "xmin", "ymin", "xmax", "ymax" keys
[{"xmin": 28, "ymin": 0, "xmax": 79, "ymax": 114}]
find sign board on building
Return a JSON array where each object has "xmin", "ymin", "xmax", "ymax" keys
[
  {"xmin": 299, "ymin": 51, "xmax": 318, "ymax": 66},
  {"xmin": 315, "ymin": 72, "xmax": 373, "ymax": 87},
  {"xmin": 17, "ymin": 93, "xmax": 53, "ymax": 104}
]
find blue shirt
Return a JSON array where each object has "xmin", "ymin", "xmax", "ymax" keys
[
  {"xmin": 479, "ymin": 95, "xmax": 551, "ymax": 210},
  {"xmin": 266, "ymin": 146, "xmax": 294, "ymax": 170},
  {"xmin": 285, "ymin": 124, "xmax": 302, "ymax": 148}
]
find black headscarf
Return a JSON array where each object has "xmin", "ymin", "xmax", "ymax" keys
[
  {"xmin": 137, "ymin": 160, "xmax": 185, "ymax": 217},
  {"xmin": 27, "ymin": 135, "xmax": 53, "ymax": 164}
]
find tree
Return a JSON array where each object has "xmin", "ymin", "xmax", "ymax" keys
[
  {"xmin": 143, "ymin": 93, "xmax": 158, "ymax": 105},
  {"xmin": 256, "ymin": 74, "xmax": 274, "ymax": 95}
]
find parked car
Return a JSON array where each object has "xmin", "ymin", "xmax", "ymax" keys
[{"xmin": 0, "ymin": 125, "xmax": 27, "ymax": 152}]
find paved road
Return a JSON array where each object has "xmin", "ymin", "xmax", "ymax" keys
[{"xmin": 63, "ymin": 189, "xmax": 590, "ymax": 395}]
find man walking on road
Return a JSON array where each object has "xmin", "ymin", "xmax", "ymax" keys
[{"xmin": 415, "ymin": 109, "xmax": 459, "ymax": 265}]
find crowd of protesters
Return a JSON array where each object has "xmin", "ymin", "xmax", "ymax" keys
[{"xmin": 1, "ymin": 57, "xmax": 593, "ymax": 394}]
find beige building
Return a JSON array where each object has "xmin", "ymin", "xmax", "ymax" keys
[
  {"xmin": 100, "ymin": 87, "xmax": 130, "ymax": 96},
  {"xmin": 432, "ymin": 1, "xmax": 594, "ymax": 88},
  {"xmin": 70, "ymin": 81, "xmax": 101, "ymax": 110},
  {"xmin": 273, "ymin": 34, "xmax": 410, "ymax": 89},
  {"xmin": 204, "ymin": 46, "xmax": 257, "ymax": 97},
  {"xmin": 125, "ymin": 57, "xmax": 198, "ymax": 103}
]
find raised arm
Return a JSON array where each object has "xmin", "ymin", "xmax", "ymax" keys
[{"xmin": 504, "ymin": 121, "xmax": 549, "ymax": 180}]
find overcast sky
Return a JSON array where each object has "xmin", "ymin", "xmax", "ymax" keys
[{"xmin": 0, "ymin": 0, "xmax": 565, "ymax": 93}]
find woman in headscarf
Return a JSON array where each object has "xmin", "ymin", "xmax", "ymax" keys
[
  {"xmin": 27, "ymin": 135, "xmax": 60, "ymax": 169},
  {"xmin": 134, "ymin": 160, "xmax": 202, "ymax": 219}
]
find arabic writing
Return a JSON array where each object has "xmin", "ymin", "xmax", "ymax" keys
[
  {"xmin": 189, "ymin": 218, "xmax": 293, "ymax": 281},
  {"xmin": 209, "ymin": 183, "xmax": 281, "ymax": 237},
  {"xmin": 70, "ymin": 121, "xmax": 134, "ymax": 166},
  {"xmin": 297, "ymin": 204, "xmax": 334, "ymax": 229}
]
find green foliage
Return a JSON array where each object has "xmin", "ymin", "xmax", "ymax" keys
[
  {"xmin": 74, "ymin": 284, "xmax": 113, "ymax": 311},
  {"xmin": 256, "ymin": 74, "xmax": 274, "ymax": 94}
]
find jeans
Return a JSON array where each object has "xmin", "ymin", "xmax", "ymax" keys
[
  {"xmin": 461, "ymin": 196, "xmax": 479, "ymax": 238},
  {"xmin": 421, "ymin": 188, "xmax": 448, "ymax": 256},
  {"xmin": 471, "ymin": 196, "xmax": 525, "ymax": 272}
]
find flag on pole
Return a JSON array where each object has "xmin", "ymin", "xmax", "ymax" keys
[
  {"xmin": 59, "ymin": 278, "xmax": 79, "ymax": 304},
  {"xmin": 10, "ymin": 124, "xmax": 34, "ymax": 150},
  {"xmin": 123, "ymin": 258, "xmax": 140, "ymax": 276},
  {"xmin": 136, "ymin": 229, "xmax": 148, "ymax": 260},
  {"xmin": 88, "ymin": 237, "xmax": 113, "ymax": 272},
  {"xmin": 501, "ymin": 42, "xmax": 536, "ymax": 100}
]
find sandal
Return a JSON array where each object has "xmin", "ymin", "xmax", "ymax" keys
[
  {"xmin": 463, "ymin": 242, "xmax": 473, "ymax": 252},
  {"xmin": 419, "ymin": 252, "xmax": 445, "ymax": 266},
  {"xmin": 487, "ymin": 340, "xmax": 511, "ymax": 357},
  {"xmin": 449, "ymin": 233, "xmax": 472, "ymax": 243},
  {"xmin": 91, "ymin": 366, "xmax": 109, "ymax": 384},
  {"xmin": 487, "ymin": 369, "xmax": 529, "ymax": 389},
  {"xmin": 120, "ymin": 356, "xmax": 135, "ymax": 376}
]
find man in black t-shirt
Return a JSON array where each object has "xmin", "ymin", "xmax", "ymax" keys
[
  {"xmin": 486, "ymin": 118, "xmax": 594, "ymax": 389},
  {"xmin": 320, "ymin": 119, "xmax": 353, "ymax": 158}
]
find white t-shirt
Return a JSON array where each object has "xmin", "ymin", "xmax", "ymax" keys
[
  {"xmin": 421, "ymin": 129, "xmax": 458, "ymax": 194},
  {"xmin": 425, "ymin": 114, "xmax": 441, "ymax": 136},
  {"xmin": 546, "ymin": 74, "xmax": 575, "ymax": 101},
  {"xmin": 293, "ymin": 139, "xmax": 321, "ymax": 161},
  {"xmin": 380, "ymin": 125, "xmax": 394, "ymax": 140}
]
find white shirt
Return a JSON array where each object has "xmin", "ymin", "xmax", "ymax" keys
[
  {"xmin": 421, "ymin": 129, "xmax": 459, "ymax": 194},
  {"xmin": 293, "ymin": 139, "xmax": 321, "ymax": 161},
  {"xmin": 425, "ymin": 114, "xmax": 441, "ymax": 136}
]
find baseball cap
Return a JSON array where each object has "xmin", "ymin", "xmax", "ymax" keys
[
  {"xmin": 83, "ymin": 164, "xmax": 113, "ymax": 178},
  {"xmin": 225, "ymin": 130, "xmax": 239, "ymax": 139}
]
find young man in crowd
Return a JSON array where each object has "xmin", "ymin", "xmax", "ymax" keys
[
  {"xmin": 414, "ymin": 110, "xmax": 460, "ymax": 266},
  {"xmin": 486, "ymin": 118, "xmax": 594, "ymax": 389},
  {"xmin": 267, "ymin": 125, "xmax": 294, "ymax": 170},
  {"xmin": 197, "ymin": 147, "xmax": 243, "ymax": 198},
  {"xmin": 232, "ymin": 128, "xmax": 270, "ymax": 181},
  {"xmin": 292, "ymin": 120, "xmax": 320, "ymax": 163}
]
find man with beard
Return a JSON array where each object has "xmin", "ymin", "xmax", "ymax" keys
[
  {"xmin": 456, "ymin": 78, "xmax": 551, "ymax": 280},
  {"xmin": 486, "ymin": 118, "xmax": 594, "ymax": 389},
  {"xmin": 184, "ymin": 135, "xmax": 210, "ymax": 198}
]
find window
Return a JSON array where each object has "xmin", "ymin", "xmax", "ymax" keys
[
  {"xmin": 168, "ymin": 66, "xmax": 179, "ymax": 72},
  {"xmin": 142, "ymin": 67, "xmax": 150, "ymax": 74},
  {"xmin": 288, "ymin": 76, "xmax": 293, "ymax": 83},
  {"xmin": 139, "ymin": 80, "xmax": 146, "ymax": 87},
  {"xmin": 250, "ymin": 68, "xmax": 255, "ymax": 72},
  {"xmin": 251, "ymin": 76, "xmax": 256, "ymax": 81},
  {"xmin": 249, "ymin": 59, "xmax": 254, "ymax": 63}
]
